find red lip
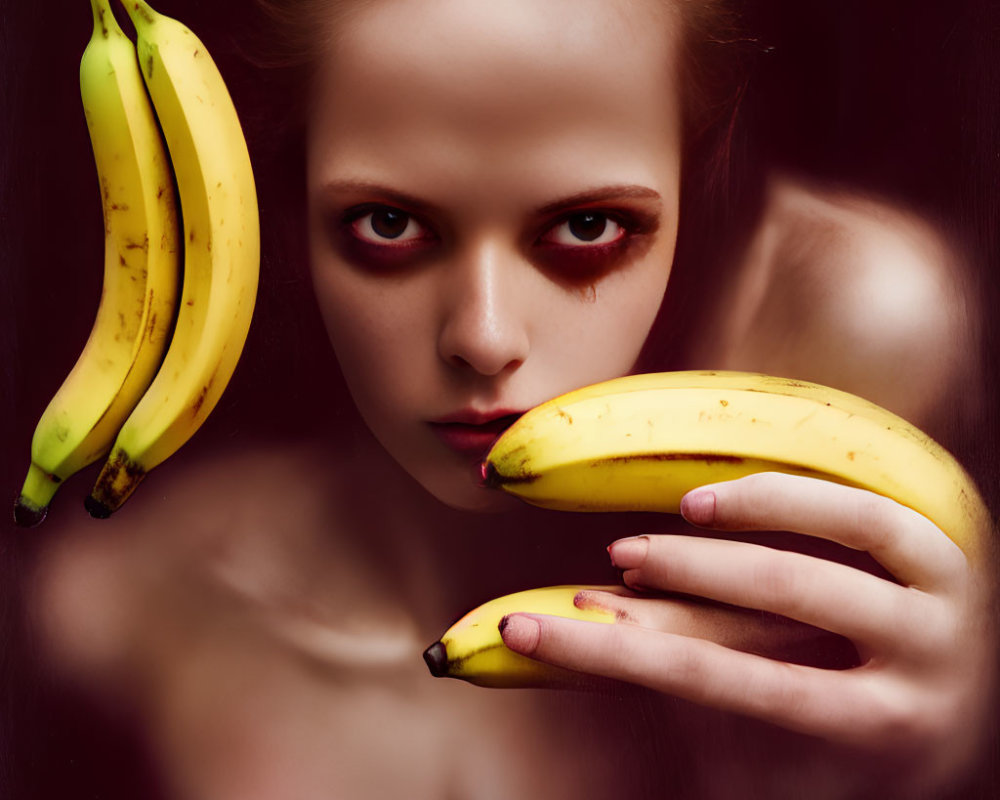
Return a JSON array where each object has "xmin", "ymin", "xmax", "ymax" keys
[
  {"xmin": 433, "ymin": 409, "xmax": 524, "ymax": 426},
  {"xmin": 428, "ymin": 410, "xmax": 524, "ymax": 460}
]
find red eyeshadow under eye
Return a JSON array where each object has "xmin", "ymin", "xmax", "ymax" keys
[
  {"xmin": 534, "ymin": 236, "xmax": 644, "ymax": 280},
  {"xmin": 336, "ymin": 233, "xmax": 435, "ymax": 272},
  {"xmin": 326, "ymin": 204, "xmax": 438, "ymax": 272}
]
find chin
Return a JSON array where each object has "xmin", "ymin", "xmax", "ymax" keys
[{"xmin": 420, "ymin": 471, "xmax": 525, "ymax": 514}]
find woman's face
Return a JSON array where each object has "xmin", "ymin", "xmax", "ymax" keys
[{"xmin": 307, "ymin": 0, "xmax": 683, "ymax": 510}]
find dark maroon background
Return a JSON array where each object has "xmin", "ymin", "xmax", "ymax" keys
[{"xmin": 2, "ymin": 1, "xmax": 999, "ymax": 797}]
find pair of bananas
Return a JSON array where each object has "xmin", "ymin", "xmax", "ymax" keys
[
  {"xmin": 424, "ymin": 370, "xmax": 992, "ymax": 687},
  {"xmin": 13, "ymin": 0, "xmax": 258, "ymax": 527}
]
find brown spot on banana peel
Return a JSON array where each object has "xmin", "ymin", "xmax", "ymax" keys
[
  {"xmin": 87, "ymin": 450, "xmax": 147, "ymax": 518},
  {"xmin": 191, "ymin": 369, "xmax": 219, "ymax": 417},
  {"xmin": 131, "ymin": 2, "xmax": 155, "ymax": 26}
]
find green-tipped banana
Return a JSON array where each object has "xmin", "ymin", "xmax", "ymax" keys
[
  {"xmin": 13, "ymin": 0, "xmax": 179, "ymax": 528},
  {"xmin": 86, "ymin": 0, "xmax": 260, "ymax": 518},
  {"xmin": 483, "ymin": 371, "xmax": 990, "ymax": 557},
  {"xmin": 423, "ymin": 585, "xmax": 617, "ymax": 687}
]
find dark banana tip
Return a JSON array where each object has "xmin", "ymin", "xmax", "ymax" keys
[
  {"xmin": 12, "ymin": 497, "xmax": 47, "ymax": 528},
  {"xmin": 480, "ymin": 460, "xmax": 501, "ymax": 490},
  {"xmin": 83, "ymin": 496, "xmax": 113, "ymax": 520},
  {"xmin": 422, "ymin": 642, "xmax": 449, "ymax": 677}
]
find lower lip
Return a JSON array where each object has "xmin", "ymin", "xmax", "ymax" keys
[{"xmin": 428, "ymin": 423, "xmax": 511, "ymax": 461}]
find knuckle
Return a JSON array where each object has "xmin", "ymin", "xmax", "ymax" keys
[
  {"xmin": 712, "ymin": 472, "xmax": 775, "ymax": 528},
  {"xmin": 850, "ymin": 491, "xmax": 898, "ymax": 550},
  {"xmin": 748, "ymin": 551, "xmax": 802, "ymax": 605},
  {"xmin": 861, "ymin": 681, "xmax": 953, "ymax": 748}
]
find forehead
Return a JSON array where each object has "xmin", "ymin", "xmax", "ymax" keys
[
  {"xmin": 312, "ymin": 0, "xmax": 681, "ymax": 124},
  {"xmin": 333, "ymin": 0, "xmax": 677, "ymax": 70},
  {"xmin": 309, "ymin": 0, "xmax": 683, "ymax": 178}
]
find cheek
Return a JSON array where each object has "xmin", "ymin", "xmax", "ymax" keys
[
  {"xmin": 543, "ymin": 251, "xmax": 673, "ymax": 381},
  {"xmin": 594, "ymin": 270, "xmax": 670, "ymax": 367},
  {"xmin": 309, "ymin": 262, "xmax": 426, "ymax": 405}
]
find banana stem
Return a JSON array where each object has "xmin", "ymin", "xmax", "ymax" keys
[
  {"xmin": 89, "ymin": 0, "xmax": 118, "ymax": 38},
  {"xmin": 119, "ymin": 0, "xmax": 158, "ymax": 29}
]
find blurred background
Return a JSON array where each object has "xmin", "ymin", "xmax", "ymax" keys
[{"xmin": 3, "ymin": 0, "xmax": 999, "ymax": 797}]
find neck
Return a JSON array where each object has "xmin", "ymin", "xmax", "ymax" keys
[{"xmin": 339, "ymin": 427, "xmax": 680, "ymax": 630}]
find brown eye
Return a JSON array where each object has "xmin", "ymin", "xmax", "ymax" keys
[
  {"xmin": 347, "ymin": 205, "xmax": 425, "ymax": 244},
  {"xmin": 370, "ymin": 208, "xmax": 409, "ymax": 239},
  {"xmin": 542, "ymin": 212, "xmax": 624, "ymax": 246},
  {"xmin": 567, "ymin": 213, "xmax": 607, "ymax": 242}
]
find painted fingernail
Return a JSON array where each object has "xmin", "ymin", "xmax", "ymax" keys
[
  {"xmin": 608, "ymin": 535, "xmax": 648, "ymax": 569},
  {"xmin": 681, "ymin": 489, "xmax": 716, "ymax": 526},
  {"xmin": 499, "ymin": 614, "xmax": 540, "ymax": 655}
]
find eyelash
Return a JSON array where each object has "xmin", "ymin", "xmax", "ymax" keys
[{"xmin": 332, "ymin": 204, "xmax": 654, "ymax": 277}]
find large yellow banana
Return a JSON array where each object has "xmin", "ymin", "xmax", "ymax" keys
[
  {"xmin": 429, "ymin": 371, "xmax": 992, "ymax": 687},
  {"xmin": 86, "ymin": 0, "xmax": 260, "ymax": 518},
  {"xmin": 13, "ymin": 0, "xmax": 179, "ymax": 528},
  {"xmin": 423, "ymin": 585, "xmax": 617, "ymax": 687},
  {"xmin": 483, "ymin": 371, "xmax": 990, "ymax": 555}
]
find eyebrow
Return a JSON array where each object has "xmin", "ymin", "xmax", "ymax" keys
[
  {"xmin": 318, "ymin": 180, "xmax": 444, "ymax": 217},
  {"xmin": 318, "ymin": 180, "xmax": 662, "ymax": 216},
  {"xmin": 535, "ymin": 185, "xmax": 663, "ymax": 215}
]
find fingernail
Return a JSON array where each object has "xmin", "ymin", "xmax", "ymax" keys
[
  {"xmin": 681, "ymin": 489, "xmax": 716, "ymax": 526},
  {"xmin": 607, "ymin": 535, "xmax": 648, "ymax": 569},
  {"xmin": 499, "ymin": 614, "xmax": 540, "ymax": 655}
]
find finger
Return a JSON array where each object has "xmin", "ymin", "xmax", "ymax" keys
[
  {"xmin": 679, "ymin": 473, "xmax": 967, "ymax": 590},
  {"xmin": 606, "ymin": 536, "xmax": 943, "ymax": 654},
  {"xmin": 574, "ymin": 588, "xmax": 861, "ymax": 668},
  {"xmin": 500, "ymin": 613, "xmax": 912, "ymax": 750}
]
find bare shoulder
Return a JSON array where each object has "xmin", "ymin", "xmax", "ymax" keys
[
  {"xmin": 699, "ymin": 172, "xmax": 980, "ymax": 431},
  {"xmin": 29, "ymin": 437, "xmax": 411, "ymax": 683}
]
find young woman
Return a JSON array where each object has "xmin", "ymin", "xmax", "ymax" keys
[{"xmin": 7, "ymin": 0, "xmax": 997, "ymax": 798}]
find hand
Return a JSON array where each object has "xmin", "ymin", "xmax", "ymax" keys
[{"xmin": 499, "ymin": 473, "xmax": 997, "ymax": 792}]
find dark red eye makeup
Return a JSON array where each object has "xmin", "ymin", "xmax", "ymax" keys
[
  {"xmin": 326, "ymin": 203, "xmax": 438, "ymax": 271},
  {"xmin": 532, "ymin": 207, "xmax": 659, "ymax": 281},
  {"xmin": 321, "ymin": 194, "xmax": 661, "ymax": 279}
]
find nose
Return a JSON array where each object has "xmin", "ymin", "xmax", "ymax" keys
[{"xmin": 437, "ymin": 241, "xmax": 530, "ymax": 377}]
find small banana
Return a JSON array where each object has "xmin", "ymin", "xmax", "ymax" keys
[
  {"xmin": 428, "ymin": 371, "xmax": 992, "ymax": 688},
  {"xmin": 13, "ymin": 0, "xmax": 179, "ymax": 528},
  {"xmin": 86, "ymin": 0, "xmax": 260, "ymax": 518},
  {"xmin": 423, "ymin": 585, "xmax": 617, "ymax": 687},
  {"xmin": 483, "ymin": 371, "xmax": 990, "ymax": 556}
]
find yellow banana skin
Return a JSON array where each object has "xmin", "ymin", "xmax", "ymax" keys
[
  {"xmin": 423, "ymin": 585, "xmax": 618, "ymax": 687},
  {"xmin": 13, "ymin": 0, "xmax": 179, "ymax": 528},
  {"xmin": 430, "ymin": 371, "xmax": 991, "ymax": 688},
  {"xmin": 484, "ymin": 371, "xmax": 990, "ymax": 557},
  {"xmin": 87, "ymin": 0, "xmax": 260, "ymax": 518}
]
